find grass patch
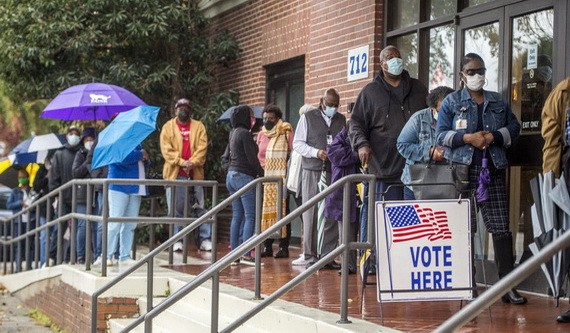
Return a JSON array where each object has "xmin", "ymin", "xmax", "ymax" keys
[{"xmin": 28, "ymin": 308, "xmax": 65, "ymax": 332}]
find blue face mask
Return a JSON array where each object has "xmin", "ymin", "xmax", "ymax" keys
[
  {"xmin": 386, "ymin": 57, "xmax": 404, "ymax": 76},
  {"xmin": 323, "ymin": 106, "xmax": 337, "ymax": 118}
]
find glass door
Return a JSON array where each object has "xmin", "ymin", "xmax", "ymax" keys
[{"xmin": 505, "ymin": 4, "xmax": 554, "ymax": 268}]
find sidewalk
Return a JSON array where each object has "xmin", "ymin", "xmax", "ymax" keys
[{"xmin": 0, "ymin": 287, "xmax": 53, "ymax": 333}]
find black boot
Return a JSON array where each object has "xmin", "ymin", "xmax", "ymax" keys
[
  {"xmin": 260, "ymin": 239, "xmax": 273, "ymax": 257},
  {"xmin": 493, "ymin": 234, "xmax": 527, "ymax": 305}
]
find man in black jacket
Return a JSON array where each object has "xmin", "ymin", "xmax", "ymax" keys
[
  {"xmin": 350, "ymin": 45, "xmax": 427, "ymax": 246},
  {"xmin": 48, "ymin": 125, "xmax": 82, "ymax": 262}
]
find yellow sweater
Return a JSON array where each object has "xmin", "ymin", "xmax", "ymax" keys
[
  {"xmin": 542, "ymin": 77, "xmax": 570, "ymax": 176},
  {"xmin": 160, "ymin": 118, "xmax": 208, "ymax": 180}
]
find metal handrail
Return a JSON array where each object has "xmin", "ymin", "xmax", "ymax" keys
[
  {"xmin": 92, "ymin": 176, "xmax": 285, "ymax": 333},
  {"xmin": 436, "ymin": 226, "xmax": 570, "ymax": 332},
  {"xmin": 120, "ymin": 174, "xmax": 376, "ymax": 333},
  {"xmin": 0, "ymin": 178, "xmax": 218, "ymax": 274}
]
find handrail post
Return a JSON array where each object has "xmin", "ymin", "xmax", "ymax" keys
[
  {"xmin": 253, "ymin": 181, "xmax": 263, "ymax": 300},
  {"xmin": 101, "ymin": 182, "xmax": 109, "ymax": 277},
  {"xmin": 210, "ymin": 183, "xmax": 219, "ymax": 333},
  {"xmin": 56, "ymin": 191, "xmax": 64, "ymax": 265},
  {"xmin": 86, "ymin": 183, "xmax": 93, "ymax": 269},
  {"xmin": 70, "ymin": 183, "xmax": 77, "ymax": 264},
  {"xmin": 338, "ymin": 181, "xmax": 352, "ymax": 324}
]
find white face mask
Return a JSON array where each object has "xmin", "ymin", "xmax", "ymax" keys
[
  {"xmin": 464, "ymin": 74, "xmax": 485, "ymax": 91},
  {"xmin": 432, "ymin": 108, "xmax": 438, "ymax": 121},
  {"xmin": 67, "ymin": 134, "xmax": 80, "ymax": 147},
  {"xmin": 84, "ymin": 141, "xmax": 94, "ymax": 151},
  {"xmin": 386, "ymin": 57, "xmax": 404, "ymax": 76},
  {"xmin": 323, "ymin": 106, "xmax": 337, "ymax": 118}
]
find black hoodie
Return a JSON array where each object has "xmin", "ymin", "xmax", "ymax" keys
[
  {"xmin": 227, "ymin": 106, "xmax": 264, "ymax": 178},
  {"xmin": 349, "ymin": 70, "xmax": 428, "ymax": 180},
  {"xmin": 49, "ymin": 143, "xmax": 81, "ymax": 203}
]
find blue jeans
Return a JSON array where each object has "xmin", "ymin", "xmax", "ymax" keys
[
  {"xmin": 165, "ymin": 180, "xmax": 211, "ymax": 245},
  {"xmin": 403, "ymin": 186, "xmax": 416, "ymax": 200},
  {"xmin": 226, "ymin": 171, "xmax": 256, "ymax": 255},
  {"xmin": 107, "ymin": 190, "xmax": 141, "ymax": 261},
  {"xmin": 39, "ymin": 216, "xmax": 47, "ymax": 265},
  {"xmin": 76, "ymin": 203, "xmax": 98, "ymax": 261},
  {"xmin": 94, "ymin": 192, "xmax": 103, "ymax": 259},
  {"xmin": 360, "ymin": 180, "xmax": 404, "ymax": 243}
]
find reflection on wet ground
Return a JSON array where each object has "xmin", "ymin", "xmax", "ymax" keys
[{"xmin": 165, "ymin": 245, "xmax": 570, "ymax": 332}]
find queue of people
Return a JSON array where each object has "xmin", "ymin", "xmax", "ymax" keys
[{"xmin": 10, "ymin": 46, "xmax": 570, "ymax": 323}]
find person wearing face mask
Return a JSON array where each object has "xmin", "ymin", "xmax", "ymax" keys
[
  {"xmin": 436, "ymin": 53, "xmax": 525, "ymax": 305},
  {"xmin": 160, "ymin": 98, "xmax": 211, "ymax": 253},
  {"xmin": 48, "ymin": 125, "xmax": 83, "ymax": 263},
  {"xmin": 397, "ymin": 86, "xmax": 454, "ymax": 200},
  {"xmin": 71, "ymin": 127, "xmax": 97, "ymax": 264},
  {"xmin": 255, "ymin": 105, "xmax": 293, "ymax": 259},
  {"xmin": 351, "ymin": 45, "xmax": 428, "ymax": 194},
  {"xmin": 350, "ymin": 45, "xmax": 427, "ymax": 251},
  {"xmin": 293, "ymin": 88, "xmax": 346, "ymax": 269},
  {"xmin": 224, "ymin": 105, "xmax": 264, "ymax": 264}
]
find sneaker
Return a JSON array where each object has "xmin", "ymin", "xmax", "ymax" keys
[
  {"xmin": 230, "ymin": 259, "xmax": 240, "ymax": 266},
  {"xmin": 199, "ymin": 239, "xmax": 212, "ymax": 251},
  {"xmin": 119, "ymin": 258, "xmax": 137, "ymax": 267},
  {"xmin": 292, "ymin": 254, "xmax": 308, "ymax": 266},
  {"xmin": 173, "ymin": 241, "xmax": 183, "ymax": 252},
  {"xmin": 93, "ymin": 257, "xmax": 115, "ymax": 267}
]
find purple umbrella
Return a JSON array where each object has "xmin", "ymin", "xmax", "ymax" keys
[
  {"xmin": 41, "ymin": 83, "xmax": 146, "ymax": 121},
  {"xmin": 476, "ymin": 149, "xmax": 491, "ymax": 202}
]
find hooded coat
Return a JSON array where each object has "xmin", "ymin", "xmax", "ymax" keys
[
  {"xmin": 350, "ymin": 70, "xmax": 427, "ymax": 181},
  {"xmin": 227, "ymin": 107, "xmax": 264, "ymax": 178}
]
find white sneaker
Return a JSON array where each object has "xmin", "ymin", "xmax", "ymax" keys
[
  {"xmin": 93, "ymin": 257, "xmax": 115, "ymax": 267},
  {"xmin": 119, "ymin": 258, "xmax": 137, "ymax": 267},
  {"xmin": 173, "ymin": 241, "xmax": 183, "ymax": 252},
  {"xmin": 199, "ymin": 239, "xmax": 212, "ymax": 251},
  {"xmin": 292, "ymin": 254, "xmax": 308, "ymax": 266}
]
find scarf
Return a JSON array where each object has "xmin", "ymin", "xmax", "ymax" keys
[{"xmin": 261, "ymin": 120, "xmax": 292, "ymax": 237}]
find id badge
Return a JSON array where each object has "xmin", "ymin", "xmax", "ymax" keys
[
  {"xmin": 455, "ymin": 119, "xmax": 467, "ymax": 130},
  {"xmin": 327, "ymin": 134, "xmax": 333, "ymax": 145}
]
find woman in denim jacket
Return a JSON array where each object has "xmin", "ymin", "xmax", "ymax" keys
[
  {"xmin": 397, "ymin": 86, "xmax": 454, "ymax": 200},
  {"xmin": 436, "ymin": 53, "xmax": 525, "ymax": 305}
]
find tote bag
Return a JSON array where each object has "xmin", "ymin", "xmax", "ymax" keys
[
  {"xmin": 286, "ymin": 150, "xmax": 302, "ymax": 193},
  {"xmin": 408, "ymin": 148, "xmax": 469, "ymax": 200}
]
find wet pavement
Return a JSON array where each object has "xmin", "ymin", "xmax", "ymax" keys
[{"xmin": 166, "ymin": 244, "xmax": 570, "ymax": 332}]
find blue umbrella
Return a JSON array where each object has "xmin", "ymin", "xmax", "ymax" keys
[
  {"xmin": 217, "ymin": 105, "xmax": 264, "ymax": 122},
  {"xmin": 91, "ymin": 106, "xmax": 160, "ymax": 169}
]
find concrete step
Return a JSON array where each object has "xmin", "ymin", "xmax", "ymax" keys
[{"xmin": 109, "ymin": 275, "xmax": 395, "ymax": 333}]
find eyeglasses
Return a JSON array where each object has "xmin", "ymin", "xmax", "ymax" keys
[{"xmin": 464, "ymin": 68, "xmax": 486, "ymax": 76}]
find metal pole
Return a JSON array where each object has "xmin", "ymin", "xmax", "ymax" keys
[
  {"xmin": 101, "ymin": 184, "xmax": 109, "ymax": 277},
  {"xmin": 435, "ymin": 228, "xmax": 570, "ymax": 332},
  {"xmin": 86, "ymin": 184, "xmax": 93, "ymax": 268},
  {"xmin": 70, "ymin": 183, "xmax": 77, "ymax": 264},
  {"xmin": 254, "ymin": 181, "xmax": 263, "ymax": 300},
  {"xmin": 338, "ymin": 182, "xmax": 352, "ymax": 324},
  {"xmin": 211, "ymin": 183, "xmax": 219, "ymax": 333},
  {"xmin": 56, "ymin": 191, "xmax": 63, "ymax": 265}
]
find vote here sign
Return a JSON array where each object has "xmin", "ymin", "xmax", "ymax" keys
[{"xmin": 375, "ymin": 199, "xmax": 472, "ymax": 302}]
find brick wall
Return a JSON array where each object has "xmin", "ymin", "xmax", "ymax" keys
[
  {"xmin": 24, "ymin": 279, "xmax": 138, "ymax": 333},
  {"xmin": 208, "ymin": 0, "xmax": 384, "ymax": 114}
]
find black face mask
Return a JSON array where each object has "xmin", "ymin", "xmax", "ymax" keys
[
  {"xmin": 263, "ymin": 120, "xmax": 276, "ymax": 131},
  {"xmin": 178, "ymin": 110, "xmax": 190, "ymax": 122}
]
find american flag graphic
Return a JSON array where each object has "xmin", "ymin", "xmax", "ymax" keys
[{"xmin": 385, "ymin": 204, "xmax": 452, "ymax": 243}]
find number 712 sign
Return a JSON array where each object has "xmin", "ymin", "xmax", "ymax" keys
[{"xmin": 347, "ymin": 45, "xmax": 369, "ymax": 82}]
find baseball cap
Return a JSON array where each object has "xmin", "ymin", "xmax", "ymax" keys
[
  {"xmin": 67, "ymin": 125, "xmax": 81, "ymax": 135},
  {"xmin": 175, "ymin": 98, "xmax": 191, "ymax": 109}
]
